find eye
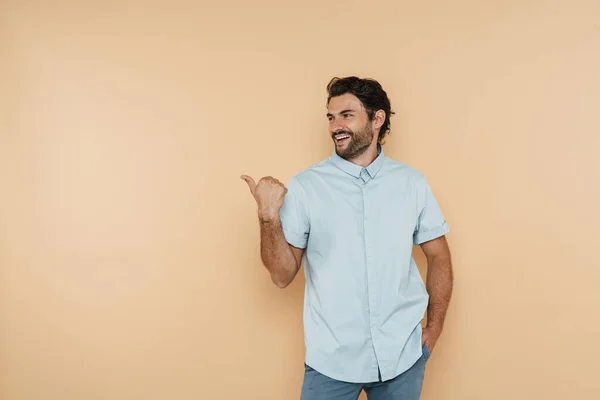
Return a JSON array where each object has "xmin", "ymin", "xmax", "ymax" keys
[{"xmin": 343, "ymin": 113, "xmax": 353, "ymax": 118}]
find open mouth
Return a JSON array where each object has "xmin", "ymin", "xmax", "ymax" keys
[{"xmin": 334, "ymin": 133, "xmax": 351, "ymax": 145}]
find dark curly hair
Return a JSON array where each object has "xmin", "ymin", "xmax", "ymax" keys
[{"xmin": 326, "ymin": 76, "xmax": 395, "ymax": 143}]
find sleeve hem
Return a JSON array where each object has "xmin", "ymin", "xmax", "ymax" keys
[
  {"xmin": 413, "ymin": 222, "xmax": 449, "ymax": 245},
  {"xmin": 282, "ymin": 229, "xmax": 308, "ymax": 249}
]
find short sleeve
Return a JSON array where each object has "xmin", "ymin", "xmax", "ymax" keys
[
  {"xmin": 279, "ymin": 176, "xmax": 310, "ymax": 249},
  {"xmin": 413, "ymin": 176, "xmax": 449, "ymax": 245}
]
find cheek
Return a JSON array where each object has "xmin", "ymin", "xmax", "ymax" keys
[{"xmin": 344, "ymin": 123, "xmax": 357, "ymax": 134}]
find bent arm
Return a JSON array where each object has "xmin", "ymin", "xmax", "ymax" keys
[{"xmin": 259, "ymin": 217, "xmax": 304, "ymax": 288}]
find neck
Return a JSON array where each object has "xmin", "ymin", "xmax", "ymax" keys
[{"xmin": 348, "ymin": 141, "xmax": 380, "ymax": 167}]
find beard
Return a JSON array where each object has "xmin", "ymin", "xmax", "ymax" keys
[{"xmin": 333, "ymin": 124, "xmax": 374, "ymax": 160}]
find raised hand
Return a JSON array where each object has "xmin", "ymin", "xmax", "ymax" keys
[{"xmin": 240, "ymin": 175, "xmax": 288, "ymax": 221}]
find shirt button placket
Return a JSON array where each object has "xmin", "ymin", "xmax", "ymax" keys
[{"xmin": 361, "ymin": 170, "xmax": 380, "ymax": 378}]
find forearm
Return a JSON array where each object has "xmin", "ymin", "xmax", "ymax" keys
[
  {"xmin": 259, "ymin": 217, "xmax": 299, "ymax": 288},
  {"xmin": 425, "ymin": 254, "xmax": 453, "ymax": 332}
]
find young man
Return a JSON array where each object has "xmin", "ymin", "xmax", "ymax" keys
[{"xmin": 241, "ymin": 76, "xmax": 453, "ymax": 400}]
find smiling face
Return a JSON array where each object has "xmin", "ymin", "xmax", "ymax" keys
[{"xmin": 327, "ymin": 93, "xmax": 377, "ymax": 160}]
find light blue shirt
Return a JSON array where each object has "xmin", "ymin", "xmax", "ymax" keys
[{"xmin": 279, "ymin": 145, "xmax": 449, "ymax": 383}]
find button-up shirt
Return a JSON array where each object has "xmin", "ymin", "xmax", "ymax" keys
[{"xmin": 279, "ymin": 145, "xmax": 449, "ymax": 383}]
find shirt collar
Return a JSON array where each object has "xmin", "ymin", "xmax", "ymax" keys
[{"xmin": 329, "ymin": 144, "xmax": 385, "ymax": 180}]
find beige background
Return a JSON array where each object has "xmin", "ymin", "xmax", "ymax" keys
[{"xmin": 1, "ymin": 0, "xmax": 599, "ymax": 399}]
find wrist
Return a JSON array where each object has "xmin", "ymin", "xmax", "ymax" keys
[
  {"xmin": 425, "ymin": 324, "xmax": 443, "ymax": 334},
  {"xmin": 258, "ymin": 210, "xmax": 279, "ymax": 222}
]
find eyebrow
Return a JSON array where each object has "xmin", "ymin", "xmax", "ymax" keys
[{"xmin": 326, "ymin": 109, "xmax": 355, "ymax": 117}]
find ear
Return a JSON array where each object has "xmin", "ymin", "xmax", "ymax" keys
[{"xmin": 373, "ymin": 109, "xmax": 386, "ymax": 130}]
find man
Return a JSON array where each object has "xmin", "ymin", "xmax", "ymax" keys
[{"xmin": 241, "ymin": 76, "xmax": 453, "ymax": 400}]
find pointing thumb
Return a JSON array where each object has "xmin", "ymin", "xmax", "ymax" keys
[{"xmin": 240, "ymin": 175, "xmax": 257, "ymax": 194}]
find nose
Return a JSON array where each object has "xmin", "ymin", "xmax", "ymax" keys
[{"xmin": 330, "ymin": 119, "xmax": 345, "ymax": 134}]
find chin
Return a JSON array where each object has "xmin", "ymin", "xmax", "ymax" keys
[{"xmin": 335, "ymin": 149, "xmax": 351, "ymax": 159}]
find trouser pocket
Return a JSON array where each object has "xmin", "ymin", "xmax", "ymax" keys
[{"xmin": 422, "ymin": 344, "xmax": 431, "ymax": 361}]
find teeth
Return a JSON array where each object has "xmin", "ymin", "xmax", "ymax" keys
[{"xmin": 336, "ymin": 135, "xmax": 350, "ymax": 140}]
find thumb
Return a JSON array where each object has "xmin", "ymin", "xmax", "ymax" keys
[{"xmin": 240, "ymin": 175, "xmax": 257, "ymax": 195}]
